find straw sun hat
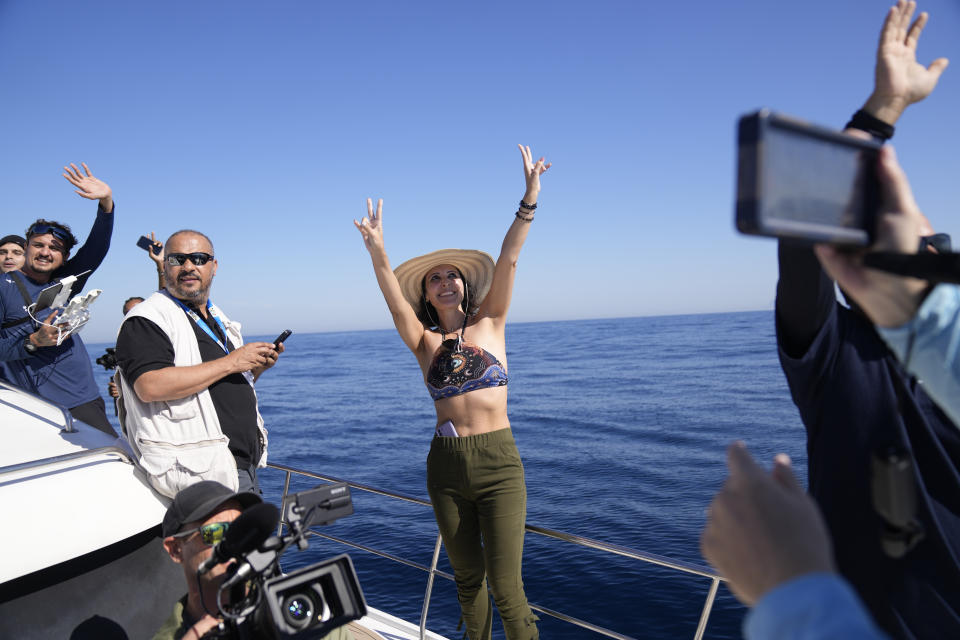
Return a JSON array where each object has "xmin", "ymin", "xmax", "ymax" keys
[{"xmin": 394, "ymin": 249, "xmax": 496, "ymax": 315}]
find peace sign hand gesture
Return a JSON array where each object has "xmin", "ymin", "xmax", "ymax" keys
[
  {"xmin": 353, "ymin": 198, "xmax": 385, "ymax": 254},
  {"xmin": 518, "ymin": 144, "xmax": 551, "ymax": 203}
]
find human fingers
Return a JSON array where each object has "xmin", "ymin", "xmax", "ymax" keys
[
  {"xmin": 81, "ymin": 162, "xmax": 92, "ymax": 177},
  {"xmin": 771, "ymin": 453, "xmax": 803, "ymax": 493},
  {"xmin": 879, "ymin": 4, "xmax": 899, "ymax": 48},
  {"xmin": 518, "ymin": 143, "xmax": 531, "ymax": 172},
  {"xmin": 905, "ymin": 11, "xmax": 927, "ymax": 51},
  {"xmin": 725, "ymin": 441, "xmax": 764, "ymax": 485},
  {"xmin": 70, "ymin": 163, "xmax": 83, "ymax": 179},
  {"xmin": 62, "ymin": 166, "xmax": 81, "ymax": 186},
  {"xmin": 367, "ymin": 198, "xmax": 374, "ymax": 217},
  {"xmin": 896, "ymin": 1, "xmax": 915, "ymax": 42},
  {"xmin": 928, "ymin": 57, "xmax": 949, "ymax": 81},
  {"xmin": 376, "ymin": 198, "xmax": 383, "ymax": 223}
]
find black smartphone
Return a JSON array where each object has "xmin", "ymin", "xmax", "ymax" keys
[
  {"xmin": 136, "ymin": 235, "xmax": 163, "ymax": 255},
  {"xmin": 735, "ymin": 109, "xmax": 882, "ymax": 246},
  {"xmin": 273, "ymin": 329, "xmax": 293, "ymax": 348}
]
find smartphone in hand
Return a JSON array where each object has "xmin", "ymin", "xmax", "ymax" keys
[
  {"xmin": 136, "ymin": 235, "xmax": 163, "ymax": 255},
  {"xmin": 273, "ymin": 329, "xmax": 293, "ymax": 349}
]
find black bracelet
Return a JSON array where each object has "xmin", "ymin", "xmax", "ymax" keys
[
  {"xmin": 845, "ymin": 109, "xmax": 895, "ymax": 142},
  {"xmin": 519, "ymin": 199, "xmax": 537, "ymax": 211},
  {"xmin": 515, "ymin": 210, "xmax": 534, "ymax": 222}
]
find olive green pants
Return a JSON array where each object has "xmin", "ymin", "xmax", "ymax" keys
[{"xmin": 426, "ymin": 428, "xmax": 539, "ymax": 640}]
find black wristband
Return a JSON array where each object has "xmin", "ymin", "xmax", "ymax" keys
[
  {"xmin": 845, "ymin": 109, "xmax": 895, "ymax": 142},
  {"xmin": 515, "ymin": 210, "xmax": 534, "ymax": 222},
  {"xmin": 519, "ymin": 200, "xmax": 537, "ymax": 211}
]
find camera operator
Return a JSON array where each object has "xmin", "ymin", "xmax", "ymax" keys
[
  {"xmin": 155, "ymin": 481, "xmax": 355, "ymax": 640},
  {"xmin": 772, "ymin": 2, "xmax": 959, "ymax": 636},
  {"xmin": 701, "ymin": 442, "xmax": 888, "ymax": 639}
]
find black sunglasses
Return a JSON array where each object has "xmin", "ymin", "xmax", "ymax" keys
[
  {"xmin": 171, "ymin": 521, "xmax": 230, "ymax": 546},
  {"xmin": 166, "ymin": 252, "xmax": 214, "ymax": 267},
  {"xmin": 27, "ymin": 223, "xmax": 71, "ymax": 243},
  {"xmin": 918, "ymin": 233, "xmax": 952, "ymax": 254}
]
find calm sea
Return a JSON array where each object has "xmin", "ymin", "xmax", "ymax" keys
[{"xmin": 90, "ymin": 311, "xmax": 808, "ymax": 639}]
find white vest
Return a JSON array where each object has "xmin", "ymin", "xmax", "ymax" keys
[{"xmin": 117, "ymin": 292, "xmax": 268, "ymax": 498}]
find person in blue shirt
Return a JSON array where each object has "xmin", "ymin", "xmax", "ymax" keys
[{"xmin": 0, "ymin": 162, "xmax": 116, "ymax": 436}]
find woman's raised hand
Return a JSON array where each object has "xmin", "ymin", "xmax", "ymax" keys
[
  {"xmin": 354, "ymin": 198, "xmax": 385, "ymax": 252},
  {"xmin": 518, "ymin": 144, "xmax": 551, "ymax": 202}
]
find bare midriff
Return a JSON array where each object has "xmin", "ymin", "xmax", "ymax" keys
[{"xmin": 432, "ymin": 385, "xmax": 510, "ymax": 437}]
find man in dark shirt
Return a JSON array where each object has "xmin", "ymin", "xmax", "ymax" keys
[
  {"xmin": 776, "ymin": 3, "xmax": 958, "ymax": 636},
  {"xmin": 116, "ymin": 230, "xmax": 283, "ymax": 497},
  {"xmin": 0, "ymin": 163, "xmax": 116, "ymax": 435}
]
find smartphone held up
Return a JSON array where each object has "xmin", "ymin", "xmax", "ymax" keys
[{"xmin": 735, "ymin": 110, "xmax": 881, "ymax": 246}]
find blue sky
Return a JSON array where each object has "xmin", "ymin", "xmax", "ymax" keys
[{"xmin": 2, "ymin": 0, "xmax": 959, "ymax": 342}]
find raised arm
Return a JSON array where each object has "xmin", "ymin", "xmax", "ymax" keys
[
  {"xmin": 857, "ymin": 0, "xmax": 948, "ymax": 128},
  {"xmin": 147, "ymin": 232, "xmax": 165, "ymax": 290},
  {"xmin": 482, "ymin": 144, "xmax": 551, "ymax": 323},
  {"xmin": 58, "ymin": 163, "xmax": 114, "ymax": 282},
  {"xmin": 778, "ymin": 1, "xmax": 948, "ymax": 356},
  {"xmin": 354, "ymin": 198, "xmax": 426, "ymax": 354}
]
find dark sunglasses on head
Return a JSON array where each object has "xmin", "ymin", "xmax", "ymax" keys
[
  {"xmin": 166, "ymin": 252, "xmax": 214, "ymax": 267},
  {"xmin": 171, "ymin": 521, "xmax": 230, "ymax": 545},
  {"xmin": 27, "ymin": 223, "xmax": 71, "ymax": 243}
]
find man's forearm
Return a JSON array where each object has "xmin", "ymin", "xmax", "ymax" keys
[{"xmin": 133, "ymin": 358, "xmax": 238, "ymax": 403}]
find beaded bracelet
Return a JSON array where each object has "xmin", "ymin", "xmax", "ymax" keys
[
  {"xmin": 515, "ymin": 210, "xmax": 534, "ymax": 222},
  {"xmin": 519, "ymin": 200, "xmax": 538, "ymax": 211}
]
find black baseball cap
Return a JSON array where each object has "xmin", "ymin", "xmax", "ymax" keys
[
  {"xmin": 0, "ymin": 235, "xmax": 25, "ymax": 249},
  {"xmin": 162, "ymin": 480, "xmax": 262, "ymax": 537}
]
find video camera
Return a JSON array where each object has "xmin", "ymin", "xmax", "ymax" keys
[
  {"xmin": 96, "ymin": 347, "xmax": 118, "ymax": 370},
  {"xmin": 204, "ymin": 482, "xmax": 367, "ymax": 639}
]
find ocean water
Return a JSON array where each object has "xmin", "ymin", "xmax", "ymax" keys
[{"xmin": 90, "ymin": 310, "xmax": 809, "ymax": 639}]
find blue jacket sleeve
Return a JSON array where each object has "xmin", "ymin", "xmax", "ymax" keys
[
  {"xmin": 55, "ymin": 202, "xmax": 114, "ymax": 287},
  {"xmin": 745, "ymin": 573, "xmax": 888, "ymax": 640}
]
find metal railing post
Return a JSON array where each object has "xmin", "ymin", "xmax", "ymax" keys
[
  {"xmin": 693, "ymin": 576, "xmax": 721, "ymax": 640},
  {"xmin": 419, "ymin": 533, "xmax": 444, "ymax": 640},
  {"xmin": 277, "ymin": 470, "xmax": 293, "ymax": 537}
]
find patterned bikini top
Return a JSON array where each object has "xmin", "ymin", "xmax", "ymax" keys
[{"xmin": 426, "ymin": 338, "xmax": 508, "ymax": 401}]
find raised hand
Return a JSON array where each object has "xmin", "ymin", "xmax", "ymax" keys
[
  {"xmin": 518, "ymin": 144, "xmax": 551, "ymax": 202},
  {"xmin": 866, "ymin": 0, "xmax": 949, "ymax": 123},
  {"xmin": 62, "ymin": 162, "xmax": 113, "ymax": 205},
  {"xmin": 147, "ymin": 231, "xmax": 164, "ymax": 268},
  {"xmin": 353, "ymin": 198, "xmax": 385, "ymax": 253},
  {"xmin": 701, "ymin": 442, "xmax": 835, "ymax": 606}
]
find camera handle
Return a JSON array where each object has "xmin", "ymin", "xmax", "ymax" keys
[{"xmin": 864, "ymin": 252, "xmax": 960, "ymax": 284}]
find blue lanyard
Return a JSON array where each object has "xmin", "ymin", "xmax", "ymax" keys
[{"xmin": 164, "ymin": 291, "xmax": 232, "ymax": 355}]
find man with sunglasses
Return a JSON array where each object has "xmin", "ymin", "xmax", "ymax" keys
[
  {"xmin": 774, "ymin": 3, "xmax": 960, "ymax": 636},
  {"xmin": 0, "ymin": 162, "xmax": 117, "ymax": 436},
  {"xmin": 116, "ymin": 230, "xmax": 281, "ymax": 499},
  {"xmin": 156, "ymin": 481, "xmax": 354, "ymax": 640},
  {"xmin": 155, "ymin": 480, "xmax": 259, "ymax": 640}
]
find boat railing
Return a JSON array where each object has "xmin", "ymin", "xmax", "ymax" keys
[
  {"xmin": 267, "ymin": 461, "xmax": 725, "ymax": 640},
  {"xmin": 0, "ymin": 445, "xmax": 133, "ymax": 479}
]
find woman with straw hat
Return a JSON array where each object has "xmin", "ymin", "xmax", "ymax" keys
[{"xmin": 353, "ymin": 144, "xmax": 549, "ymax": 639}]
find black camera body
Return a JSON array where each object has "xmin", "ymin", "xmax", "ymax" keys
[
  {"xmin": 96, "ymin": 347, "xmax": 118, "ymax": 370},
  {"xmin": 256, "ymin": 555, "xmax": 365, "ymax": 638},
  {"xmin": 208, "ymin": 483, "xmax": 367, "ymax": 639}
]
